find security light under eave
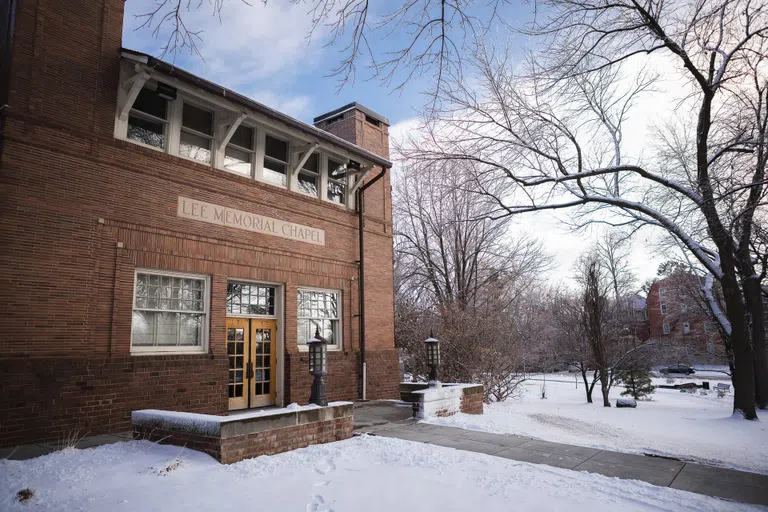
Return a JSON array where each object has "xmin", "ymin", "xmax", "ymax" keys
[
  {"xmin": 330, "ymin": 161, "xmax": 362, "ymax": 179},
  {"xmin": 155, "ymin": 82, "xmax": 177, "ymax": 101}
]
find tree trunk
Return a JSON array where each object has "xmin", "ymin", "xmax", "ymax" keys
[
  {"xmin": 581, "ymin": 368, "xmax": 593, "ymax": 403},
  {"xmin": 695, "ymin": 88, "xmax": 757, "ymax": 420},
  {"xmin": 744, "ymin": 276, "xmax": 768, "ymax": 409},
  {"xmin": 589, "ymin": 370, "xmax": 599, "ymax": 404},
  {"xmin": 721, "ymin": 264, "xmax": 758, "ymax": 419},
  {"xmin": 599, "ymin": 369, "xmax": 611, "ymax": 407}
]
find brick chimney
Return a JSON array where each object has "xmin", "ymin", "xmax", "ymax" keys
[{"xmin": 313, "ymin": 103, "xmax": 390, "ymax": 160}]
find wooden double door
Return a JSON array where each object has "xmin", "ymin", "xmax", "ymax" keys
[{"xmin": 226, "ymin": 318, "xmax": 277, "ymax": 410}]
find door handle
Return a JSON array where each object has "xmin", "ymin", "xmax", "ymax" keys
[{"xmin": 246, "ymin": 361, "xmax": 254, "ymax": 379}]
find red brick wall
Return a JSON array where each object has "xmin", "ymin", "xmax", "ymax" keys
[
  {"xmin": 1, "ymin": 356, "xmax": 228, "ymax": 447},
  {"xmin": 647, "ymin": 277, "xmax": 725, "ymax": 358},
  {"xmin": 0, "ymin": 0, "xmax": 398, "ymax": 446},
  {"xmin": 314, "ymin": 107, "xmax": 396, "ymax": 396},
  {"xmin": 459, "ymin": 388, "xmax": 484, "ymax": 415}
]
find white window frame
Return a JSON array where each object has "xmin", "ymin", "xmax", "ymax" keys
[
  {"xmin": 178, "ymin": 98, "xmax": 216, "ymax": 166},
  {"xmin": 683, "ymin": 322, "xmax": 691, "ymax": 334},
  {"xmin": 297, "ymin": 287, "xmax": 342, "ymax": 352},
  {"xmin": 130, "ymin": 268, "xmax": 210, "ymax": 355},
  {"xmin": 221, "ymin": 122, "xmax": 258, "ymax": 179},
  {"xmin": 125, "ymin": 86, "xmax": 170, "ymax": 152},
  {"xmin": 326, "ymin": 155, "xmax": 349, "ymax": 206},
  {"xmin": 659, "ymin": 287, "xmax": 667, "ymax": 299},
  {"xmin": 296, "ymin": 150, "xmax": 321, "ymax": 199},
  {"xmin": 262, "ymin": 131, "xmax": 291, "ymax": 189},
  {"xmin": 663, "ymin": 323, "xmax": 670, "ymax": 335},
  {"xmin": 660, "ymin": 303, "xmax": 668, "ymax": 315}
]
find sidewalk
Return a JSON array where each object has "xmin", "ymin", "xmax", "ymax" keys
[{"xmin": 357, "ymin": 421, "xmax": 768, "ymax": 507}]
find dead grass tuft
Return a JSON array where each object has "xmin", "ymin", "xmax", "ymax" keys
[{"xmin": 16, "ymin": 488, "xmax": 34, "ymax": 503}]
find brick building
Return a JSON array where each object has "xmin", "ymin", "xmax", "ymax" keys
[
  {"xmin": 627, "ymin": 294, "xmax": 651, "ymax": 342},
  {"xmin": 646, "ymin": 275, "xmax": 725, "ymax": 360},
  {"xmin": 0, "ymin": 0, "xmax": 399, "ymax": 447}
]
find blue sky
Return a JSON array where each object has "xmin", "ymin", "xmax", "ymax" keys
[{"xmin": 122, "ymin": 1, "xmax": 532, "ymax": 127}]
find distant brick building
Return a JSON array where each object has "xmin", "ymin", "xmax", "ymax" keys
[
  {"xmin": 646, "ymin": 275, "xmax": 725, "ymax": 360},
  {"xmin": 0, "ymin": 0, "xmax": 398, "ymax": 446},
  {"xmin": 628, "ymin": 294, "xmax": 651, "ymax": 342}
]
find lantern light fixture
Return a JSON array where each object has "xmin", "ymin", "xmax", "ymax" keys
[
  {"xmin": 424, "ymin": 330, "xmax": 440, "ymax": 388},
  {"xmin": 308, "ymin": 326, "xmax": 328, "ymax": 406}
]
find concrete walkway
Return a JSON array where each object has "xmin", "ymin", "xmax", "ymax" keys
[{"xmin": 357, "ymin": 421, "xmax": 768, "ymax": 507}]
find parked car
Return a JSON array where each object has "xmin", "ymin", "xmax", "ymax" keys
[{"xmin": 660, "ymin": 364, "xmax": 696, "ymax": 375}]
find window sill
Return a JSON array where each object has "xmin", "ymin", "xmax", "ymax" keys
[
  {"xmin": 177, "ymin": 153, "xmax": 213, "ymax": 167},
  {"xmin": 125, "ymin": 138, "xmax": 166, "ymax": 153},
  {"xmin": 295, "ymin": 190, "xmax": 321, "ymax": 201},
  {"xmin": 297, "ymin": 345, "xmax": 341, "ymax": 353},
  {"xmin": 131, "ymin": 347, "xmax": 207, "ymax": 356},
  {"xmin": 219, "ymin": 166, "xmax": 254, "ymax": 179}
]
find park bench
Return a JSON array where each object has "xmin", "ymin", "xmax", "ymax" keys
[{"xmin": 715, "ymin": 383, "xmax": 731, "ymax": 398}]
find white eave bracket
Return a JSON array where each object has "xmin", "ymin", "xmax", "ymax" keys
[
  {"xmin": 348, "ymin": 164, "xmax": 375, "ymax": 195},
  {"xmin": 118, "ymin": 65, "xmax": 151, "ymax": 121},
  {"xmin": 291, "ymin": 143, "xmax": 320, "ymax": 177},
  {"xmin": 217, "ymin": 112, "xmax": 248, "ymax": 153}
]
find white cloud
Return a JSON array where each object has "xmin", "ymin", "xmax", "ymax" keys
[
  {"xmin": 122, "ymin": 1, "xmax": 327, "ymax": 90},
  {"xmin": 247, "ymin": 90, "xmax": 312, "ymax": 120},
  {"xmin": 122, "ymin": 2, "xmax": 323, "ymax": 123},
  {"xmin": 389, "ymin": 117, "xmax": 422, "ymax": 150}
]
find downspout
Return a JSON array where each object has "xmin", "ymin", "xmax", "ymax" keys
[{"xmin": 358, "ymin": 167, "xmax": 387, "ymax": 400}]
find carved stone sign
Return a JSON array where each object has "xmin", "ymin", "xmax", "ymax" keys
[{"xmin": 177, "ymin": 196, "xmax": 325, "ymax": 246}]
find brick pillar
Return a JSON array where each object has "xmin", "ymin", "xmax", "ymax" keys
[{"xmin": 313, "ymin": 103, "xmax": 397, "ymax": 399}]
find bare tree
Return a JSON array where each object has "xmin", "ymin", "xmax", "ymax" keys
[
  {"xmin": 135, "ymin": 0, "xmax": 508, "ymax": 96},
  {"xmin": 732, "ymin": 52, "xmax": 768, "ymax": 409},
  {"xmin": 549, "ymin": 288, "xmax": 601, "ymax": 403},
  {"xmin": 393, "ymin": 159, "xmax": 551, "ymax": 402},
  {"xmin": 581, "ymin": 256, "xmax": 612, "ymax": 407},
  {"xmin": 596, "ymin": 232, "xmax": 636, "ymax": 304},
  {"xmin": 394, "ymin": 160, "xmax": 550, "ymax": 310},
  {"xmin": 402, "ymin": 0, "xmax": 768, "ymax": 419}
]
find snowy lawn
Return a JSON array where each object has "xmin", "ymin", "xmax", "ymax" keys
[
  {"xmin": 1, "ymin": 436, "xmax": 763, "ymax": 512},
  {"xmin": 427, "ymin": 373, "xmax": 768, "ymax": 474}
]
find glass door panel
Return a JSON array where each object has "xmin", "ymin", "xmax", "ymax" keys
[
  {"xmin": 250, "ymin": 319, "xmax": 277, "ymax": 407},
  {"xmin": 226, "ymin": 318, "xmax": 249, "ymax": 410}
]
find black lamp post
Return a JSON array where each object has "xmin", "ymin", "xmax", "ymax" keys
[
  {"xmin": 424, "ymin": 331, "xmax": 440, "ymax": 388},
  {"xmin": 308, "ymin": 326, "xmax": 328, "ymax": 406}
]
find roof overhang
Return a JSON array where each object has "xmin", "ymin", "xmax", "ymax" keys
[{"xmin": 120, "ymin": 49, "xmax": 393, "ymax": 170}]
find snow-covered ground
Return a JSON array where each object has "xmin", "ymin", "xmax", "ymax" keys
[
  {"xmin": 1, "ymin": 436, "xmax": 762, "ymax": 511},
  {"xmin": 427, "ymin": 373, "xmax": 768, "ymax": 474}
]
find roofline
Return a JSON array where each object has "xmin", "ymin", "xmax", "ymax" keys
[
  {"xmin": 313, "ymin": 102, "xmax": 390, "ymax": 126},
  {"xmin": 120, "ymin": 49, "xmax": 392, "ymax": 169}
]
